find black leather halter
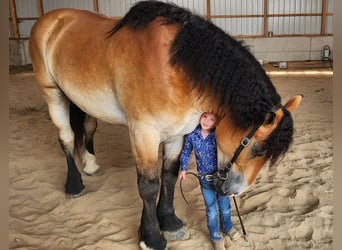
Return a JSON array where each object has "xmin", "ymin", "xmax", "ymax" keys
[{"xmin": 217, "ymin": 103, "xmax": 284, "ymax": 181}]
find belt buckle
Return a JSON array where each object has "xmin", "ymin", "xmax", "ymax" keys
[{"xmin": 204, "ymin": 174, "xmax": 214, "ymax": 182}]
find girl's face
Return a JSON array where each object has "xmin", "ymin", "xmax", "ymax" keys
[{"xmin": 200, "ymin": 112, "xmax": 216, "ymax": 131}]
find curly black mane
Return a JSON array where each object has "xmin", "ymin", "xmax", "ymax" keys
[{"xmin": 108, "ymin": 1, "xmax": 293, "ymax": 165}]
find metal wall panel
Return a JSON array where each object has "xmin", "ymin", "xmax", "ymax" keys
[
  {"xmin": 268, "ymin": 0, "xmax": 325, "ymax": 35},
  {"xmin": 213, "ymin": 18, "xmax": 264, "ymax": 36},
  {"xmin": 97, "ymin": 0, "xmax": 206, "ymax": 17},
  {"xmin": 269, "ymin": 0, "xmax": 322, "ymax": 15},
  {"xmin": 327, "ymin": 0, "xmax": 333, "ymax": 12},
  {"xmin": 269, "ymin": 16, "xmax": 322, "ymax": 35},
  {"xmin": 9, "ymin": 22, "xmax": 14, "ymax": 38},
  {"xmin": 170, "ymin": 0, "xmax": 206, "ymax": 15},
  {"xmin": 325, "ymin": 16, "xmax": 333, "ymax": 33},
  {"xmin": 211, "ymin": 0, "xmax": 264, "ymax": 15},
  {"xmin": 15, "ymin": 0, "xmax": 39, "ymax": 17},
  {"xmin": 13, "ymin": 0, "xmax": 39, "ymax": 41},
  {"xmin": 210, "ymin": 0, "xmax": 264, "ymax": 36},
  {"xmin": 42, "ymin": 0, "xmax": 93, "ymax": 12},
  {"xmin": 98, "ymin": 0, "xmax": 140, "ymax": 17},
  {"xmin": 9, "ymin": 0, "xmax": 334, "ymax": 40},
  {"xmin": 18, "ymin": 20, "xmax": 36, "ymax": 37}
]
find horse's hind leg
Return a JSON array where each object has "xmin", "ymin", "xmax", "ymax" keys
[
  {"xmin": 47, "ymin": 92, "xmax": 85, "ymax": 198},
  {"xmin": 82, "ymin": 115, "xmax": 101, "ymax": 176},
  {"xmin": 30, "ymin": 36, "xmax": 84, "ymax": 198},
  {"xmin": 157, "ymin": 137, "xmax": 190, "ymax": 240}
]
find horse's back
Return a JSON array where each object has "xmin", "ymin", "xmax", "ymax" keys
[{"xmin": 29, "ymin": 8, "xmax": 197, "ymax": 129}]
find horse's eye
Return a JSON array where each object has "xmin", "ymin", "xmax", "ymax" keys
[{"xmin": 251, "ymin": 143, "xmax": 265, "ymax": 158}]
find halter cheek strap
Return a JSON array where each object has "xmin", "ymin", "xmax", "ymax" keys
[
  {"xmin": 270, "ymin": 103, "xmax": 284, "ymax": 113},
  {"xmin": 219, "ymin": 103, "xmax": 284, "ymax": 179},
  {"xmin": 219, "ymin": 122, "xmax": 261, "ymax": 179}
]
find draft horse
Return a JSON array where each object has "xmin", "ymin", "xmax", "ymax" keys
[{"xmin": 29, "ymin": 1, "xmax": 302, "ymax": 249}]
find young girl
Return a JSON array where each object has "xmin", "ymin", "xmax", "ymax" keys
[{"xmin": 179, "ymin": 112, "xmax": 241, "ymax": 250}]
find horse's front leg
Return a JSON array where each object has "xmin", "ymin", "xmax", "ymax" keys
[
  {"xmin": 129, "ymin": 126, "xmax": 166, "ymax": 250},
  {"xmin": 138, "ymin": 172, "xmax": 166, "ymax": 250},
  {"xmin": 157, "ymin": 137, "xmax": 190, "ymax": 240}
]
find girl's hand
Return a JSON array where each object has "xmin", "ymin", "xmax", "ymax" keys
[{"xmin": 179, "ymin": 170, "xmax": 187, "ymax": 180}]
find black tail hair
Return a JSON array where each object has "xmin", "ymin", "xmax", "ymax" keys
[{"xmin": 70, "ymin": 102, "xmax": 85, "ymax": 155}]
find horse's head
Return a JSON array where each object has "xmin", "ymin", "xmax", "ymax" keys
[{"xmin": 215, "ymin": 95, "xmax": 302, "ymax": 196}]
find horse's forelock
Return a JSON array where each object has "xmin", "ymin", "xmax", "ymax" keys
[{"xmin": 261, "ymin": 108, "xmax": 294, "ymax": 166}]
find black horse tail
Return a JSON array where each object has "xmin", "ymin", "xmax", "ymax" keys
[{"xmin": 70, "ymin": 102, "xmax": 85, "ymax": 157}]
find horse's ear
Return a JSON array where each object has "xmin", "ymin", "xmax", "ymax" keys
[{"xmin": 284, "ymin": 95, "xmax": 303, "ymax": 112}]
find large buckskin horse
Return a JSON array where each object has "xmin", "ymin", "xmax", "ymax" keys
[{"xmin": 29, "ymin": 1, "xmax": 302, "ymax": 249}]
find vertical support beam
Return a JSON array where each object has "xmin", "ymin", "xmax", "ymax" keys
[
  {"xmin": 9, "ymin": 0, "xmax": 19, "ymax": 39},
  {"xmin": 263, "ymin": 0, "xmax": 268, "ymax": 37},
  {"xmin": 206, "ymin": 0, "xmax": 211, "ymax": 21},
  {"xmin": 321, "ymin": 0, "xmax": 327, "ymax": 35},
  {"xmin": 93, "ymin": 0, "xmax": 99, "ymax": 12},
  {"xmin": 37, "ymin": 0, "xmax": 44, "ymax": 17}
]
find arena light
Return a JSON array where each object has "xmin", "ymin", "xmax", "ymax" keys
[{"xmin": 266, "ymin": 70, "xmax": 333, "ymax": 76}]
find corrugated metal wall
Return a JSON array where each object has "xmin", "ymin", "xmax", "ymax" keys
[
  {"xmin": 268, "ymin": 0, "xmax": 324, "ymax": 35},
  {"xmin": 9, "ymin": 0, "xmax": 333, "ymax": 39},
  {"xmin": 98, "ymin": 0, "xmax": 207, "ymax": 17},
  {"xmin": 211, "ymin": 0, "xmax": 265, "ymax": 36},
  {"xmin": 98, "ymin": 0, "xmax": 140, "ymax": 16}
]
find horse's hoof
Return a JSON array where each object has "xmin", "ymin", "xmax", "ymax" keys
[
  {"xmin": 65, "ymin": 188, "xmax": 86, "ymax": 199},
  {"xmin": 84, "ymin": 168, "xmax": 103, "ymax": 176},
  {"xmin": 139, "ymin": 241, "xmax": 168, "ymax": 250},
  {"xmin": 83, "ymin": 164, "xmax": 102, "ymax": 176},
  {"xmin": 162, "ymin": 226, "xmax": 190, "ymax": 241}
]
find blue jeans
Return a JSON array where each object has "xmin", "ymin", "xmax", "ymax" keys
[{"xmin": 200, "ymin": 178, "xmax": 233, "ymax": 242}]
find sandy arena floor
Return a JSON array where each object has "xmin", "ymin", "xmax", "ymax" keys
[{"xmin": 9, "ymin": 65, "xmax": 333, "ymax": 250}]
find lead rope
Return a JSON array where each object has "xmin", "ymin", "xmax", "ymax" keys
[
  {"xmin": 179, "ymin": 172, "xmax": 205, "ymax": 211},
  {"xmin": 232, "ymin": 196, "xmax": 248, "ymax": 241}
]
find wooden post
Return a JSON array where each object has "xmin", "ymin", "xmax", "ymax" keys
[
  {"xmin": 93, "ymin": 0, "xmax": 99, "ymax": 12},
  {"xmin": 206, "ymin": 0, "xmax": 211, "ymax": 21},
  {"xmin": 9, "ymin": 0, "xmax": 19, "ymax": 39},
  {"xmin": 37, "ymin": 0, "xmax": 44, "ymax": 17},
  {"xmin": 263, "ymin": 0, "xmax": 268, "ymax": 37},
  {"xmin": 321, "ymin": 0, "xmax": 327, "ymax": 35}
]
